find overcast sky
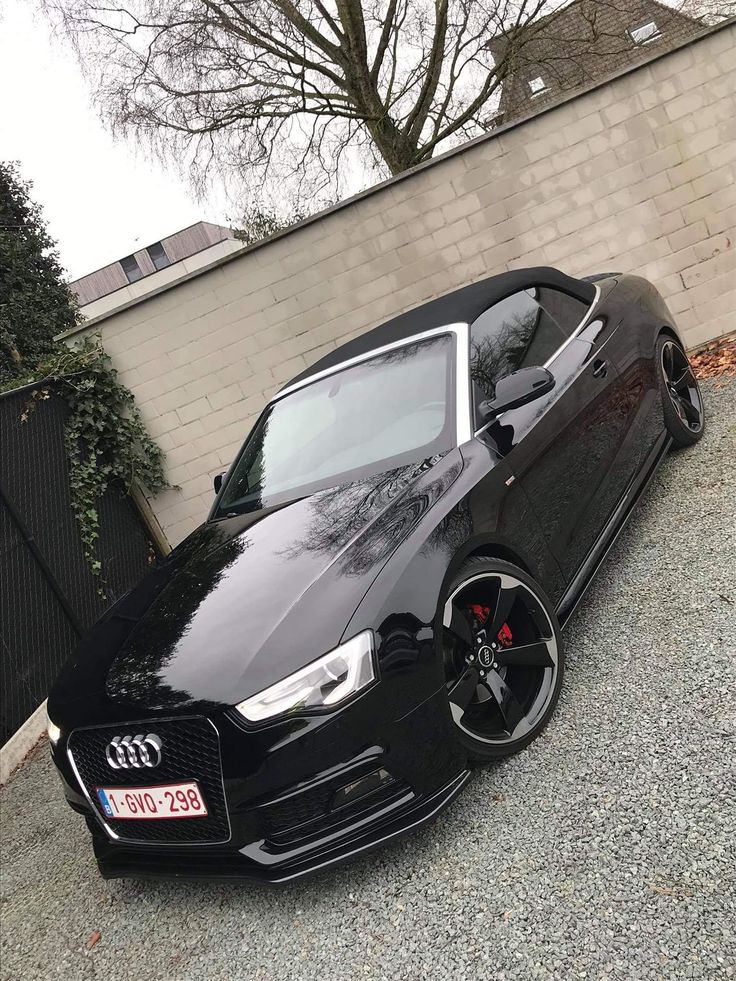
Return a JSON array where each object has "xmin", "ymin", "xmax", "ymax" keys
[{"xmin": 0, "ymin": 0, "xmax": 229, "ymax": 281}]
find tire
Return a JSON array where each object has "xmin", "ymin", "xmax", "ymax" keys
[
  {"xmin": 657, "ymin": 334, "xmax": 704, "ymax": 448},
  {"xmin": 441, "ymin": 556, "xmax": 564, "ymax": 763}
]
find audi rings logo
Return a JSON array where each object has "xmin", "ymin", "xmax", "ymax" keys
[{"xmin": 105, "ymin": 733, "xmax": 163, "ymax": 769}]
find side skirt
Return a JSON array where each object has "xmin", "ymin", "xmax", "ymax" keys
[{"xmin": 556, "ymin": 431, "xmax": 672, "ymax": 626}]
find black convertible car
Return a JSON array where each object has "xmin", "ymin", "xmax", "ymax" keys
[{"xmin": 47, "ymin": 266, "xmax": 704, "ymax": 882}]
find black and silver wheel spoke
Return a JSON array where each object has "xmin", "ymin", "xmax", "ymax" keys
[
  {"xmin": 494, "ymin": 639, "xmax": 555, "ymax": 668},
  {"xmin": 448, "ymin": 665, "xmax": 480, "ymax": 721},
  {"xmin": 671, "ymin": 394, "xmax": 687, "ymax": 423},
  {"xmin": 672, "ymin": 365, "xmax": 694, "ymax": 390},
  {"xmin": 675, "ymin": 393, "xmax": 700, "ymax": 426},
  {"xmin": 443, "ymin": 603, "xmax": 475, "ymax": 653},
  {"xmin": 482, "ymin": 671, "xmax": 527, "ymax": 735},
  {"xmin": 486, "ymin": 582, "xmax": 518, "ymax": 638}
]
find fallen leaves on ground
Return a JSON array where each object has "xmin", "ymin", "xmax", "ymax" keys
[
  {"xmin": 649, "ymin": 883, "xmax": 693, "ymax": 899},
  {"xmin": 690, "ymin": 334, "xmax": 736, "ymax": 379}
]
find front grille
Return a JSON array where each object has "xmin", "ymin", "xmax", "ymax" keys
[{"xmin": 68, "ymin": 717, "xmax": 230, "ymax": 845}]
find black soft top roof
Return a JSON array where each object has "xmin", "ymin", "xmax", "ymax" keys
[{"xmin": 286, "ymin": 266, "xmax": 595, "ymax": 389}]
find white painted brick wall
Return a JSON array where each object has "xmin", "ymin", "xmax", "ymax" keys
[{"xmin": 70, "ymin": 23, "xmax": 736, "ymax": 546}]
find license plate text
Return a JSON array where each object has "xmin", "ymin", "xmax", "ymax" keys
[{"xmin": 96, "ymin": 781, "xmax": 208, "ymax": 820}]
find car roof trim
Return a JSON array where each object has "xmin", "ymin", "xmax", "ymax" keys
[
  {"xmin": 276, "ymin": 323, "xmax": 467, "ymax": 399},
  {"xmin": 284, "ymin": 267, "xmax": 595, "ymax": 392}
]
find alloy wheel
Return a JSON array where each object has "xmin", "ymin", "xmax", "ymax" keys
[
  {"xmin": 442, "ymin": 572, "xmax": 559, "ymax": 746},
  {"xmin": 661, "ymin": 340, "xmax": 702, "ymax": 433}
]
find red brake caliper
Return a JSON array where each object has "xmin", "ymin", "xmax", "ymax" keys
[
  {"xmin": 467, "ymin": 604, "xmax": 513, "ymax": 647},
  {"xmin": 496, "ymin": 622, "xmax": 513, "ymax": 648}
]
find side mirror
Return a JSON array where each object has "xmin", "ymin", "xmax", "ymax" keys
[
  {"xmin": 479, "ymin": 366, "xmax": 555, "ymax": 422},
  {"xmin": 213, "ymin": 473, "xmax": 224, "ymax": 494}
]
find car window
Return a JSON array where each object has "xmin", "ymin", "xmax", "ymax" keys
[
  {"xmin": 469, "ymin": 287, "xmax": 589, "ymax": 426},
  {"xmin": 214, "ymin": 334, "xmax": 456, "ymax": 517},
  {"xmin": 534, "ymin": 288, "xmax": 589, "ymax": 334}
]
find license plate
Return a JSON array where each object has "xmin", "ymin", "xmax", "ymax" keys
[{"xmin": 95, "ymin": 781, "xmax": 208, "ymax": 820}]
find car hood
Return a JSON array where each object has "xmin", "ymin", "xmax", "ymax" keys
[{"xmin": 53, "ymin": 452, "xmax": 462, "ymax": 713}]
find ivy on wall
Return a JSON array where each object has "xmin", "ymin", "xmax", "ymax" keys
[
  {"xmin": 16, "ymin": 337, "xmax": 168, "ymax": 587},
  {"xmin": 2, "ymin": 163, "xmax": 168, "ymax": 589}
]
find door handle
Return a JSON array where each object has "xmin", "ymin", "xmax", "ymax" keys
[{"xmin": 592, "ymin": 359, "xmax": 608, "ymax": 378}]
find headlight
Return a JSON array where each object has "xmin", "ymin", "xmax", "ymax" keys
[
  {"xmin": 235, "ymin": 631, "xmax": 376, "ymax": 723},
  {"xmin": 46, "ymin": 709, "xmax": 61, "ymax": 746}
]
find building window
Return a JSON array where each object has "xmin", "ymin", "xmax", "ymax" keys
[
  {"xmin": 528, "ymin": 76, "xmax": 547, "ymax": 96},
  {"xmin": 120, "ymin": 254, "xmax": 143, "ymax": 284},
  {"xmin": 629, "ymin": 21, "xmax": 661, "ymax": 44},
  {"xmin": 147, "ymin": 241, "xmax": 171, "ymax": 271}
]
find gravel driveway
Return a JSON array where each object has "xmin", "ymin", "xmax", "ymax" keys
[{"xmin": 2, "ymin": 377, "xmax": 734, "ymax": 981}]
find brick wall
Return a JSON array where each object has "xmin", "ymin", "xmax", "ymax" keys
[{"xmin": 68, "ymin": 22, "xmax": 736, "ymax": 546}]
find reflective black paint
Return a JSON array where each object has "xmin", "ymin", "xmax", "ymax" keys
[{"xmin": 48, "ymin": 271, "xmax": 684, "ymax": 881}]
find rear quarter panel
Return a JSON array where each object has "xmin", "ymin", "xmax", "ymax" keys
[{"xmin": 600, "ymin": 274, "xmax": 678, "ymax": 464}]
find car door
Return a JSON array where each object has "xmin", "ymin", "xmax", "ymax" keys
[
  {"xmin": 470, "ymin": 285, "xmax": 632, "ymax": 581},
  {"xmin": 577, "ymin": 279, "xmax": 653, "ymax": 482}
]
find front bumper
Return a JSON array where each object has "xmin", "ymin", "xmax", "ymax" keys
[
  {"xmin": 53, "ymin": 684, "xmax": 468, "ymax": 882},
  {"xmin": 90, "ymin": 768, "xmax": 470, "ymax": 882}
]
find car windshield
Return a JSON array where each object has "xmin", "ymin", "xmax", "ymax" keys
[{"xmin": 214, "ymin": 333, "xmax": 456, "ymax": 518}]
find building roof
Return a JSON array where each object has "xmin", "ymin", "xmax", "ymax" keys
[
  {"xmin": 286, "ymin": 266, "xmax": 596, "ymax": 388},
  {"xmin": 489, "ymin": 0, "xmax": 702, "ymax": 124},
  {"xmin": 70, "ymin": 221, "xmax": 237, "ymax": 307}
]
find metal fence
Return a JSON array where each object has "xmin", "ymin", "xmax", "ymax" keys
[{"xmin": 0, "ymin": 382, "xmax": 160, "ymax": 745}]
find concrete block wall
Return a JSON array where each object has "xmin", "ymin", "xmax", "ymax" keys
[{"xmin": 69, "ymin": 22, "xmax": 736, "ymax": 546}]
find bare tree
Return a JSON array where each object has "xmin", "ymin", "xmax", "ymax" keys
[
  {"xmin": 46, "ymin": 0, "xmax": 725, "ymax": 208},
  {"xmin": 40, "ymin": 0, "xmax": 546, "ymax": 203}
]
